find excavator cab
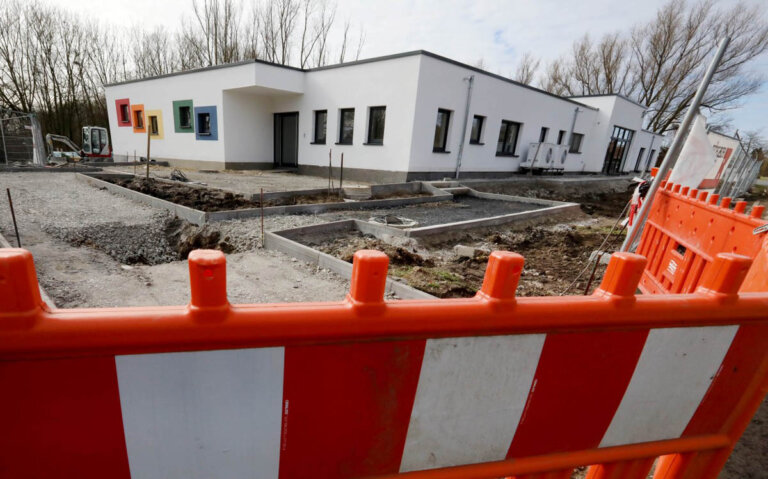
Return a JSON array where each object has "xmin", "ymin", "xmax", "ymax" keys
[
  {"xmin": 46, "ymin": 126, "xmax": 112, "ymax": 163},
  {"xmin": 81, "ymin": 126, "xmax": 111, "ymax": 159}
]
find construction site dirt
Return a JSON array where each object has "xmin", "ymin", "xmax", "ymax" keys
[
  {"xmin": 304, "ymin": 214, "xmax": 615, "ymax": 298},
  {"xmin": 0, "ymin": 170, "xmax": 765, "ymax": 478}
]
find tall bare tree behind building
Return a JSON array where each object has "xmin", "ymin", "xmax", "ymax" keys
[
  {"xmin": 540, "ymin": 0, "xmax": 768, "ymax": 134},
  {"xmin": 513, "ymin": 52, "xmax": 540, "ymax": 85}
]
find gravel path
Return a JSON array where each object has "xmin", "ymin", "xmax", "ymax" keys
[{"xmin": 0, "ymin": 172, "xmax": 348, "ymax": 307}]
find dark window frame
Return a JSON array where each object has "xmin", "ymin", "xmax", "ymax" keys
[
  {"xmin": 198, "ymin": 112, "xmax": 212, "ymax": 136},
  {"xmin": 469, "ymin": 115, "xmax": 485, "ymax": 145},
  {"xmin": 337, "ymin": 108, "xmax": 355, "ymax": 145},
  {"xmin": 179, "ymin": 106, "xmax": 192, "ymax": 129},
  {"xmin": 134, "ymin": 110, "xmax": 144, "ymax": 129},
  {"xmin": 496, "ymin": 120, "xmax": 521, "ymax": 157},
  {"xmin": 365, "ymin": 106, "xmax": 386, "ymax": 145},
  {"xmin": 539, "ymin": 127, "xmax": 549, "ymax": 143},
  {"xmin": 557, "ymin": 130, "xmax": 566, "ymax": 145},
  {"xmin": 433, "ymin": 108, "xmax": 452, "ymax": 153},
  {"xmin": 119, "ymin": 104, "xmax": 130, "ymax": 124},
  {"xmin": 149, "ymin": 115, "xmax": 159, "ymax": 136},
  {"xmin": 313, "ymin": 110, "xmax": 327, "ymax": 144},
  {"xmin": 569, "ymin": 133, "xmax": 584, "ymax": 153}
]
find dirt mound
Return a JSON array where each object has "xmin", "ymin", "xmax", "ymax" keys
[
  {"xmin": 164, "ymin": 218, "xmax": 236, "ymax": 259},
  {"xmin": 112, "ymin": 178, "xmax": 259, "ymax": 212}
]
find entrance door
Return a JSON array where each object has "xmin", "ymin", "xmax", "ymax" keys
[
  {"xmin": 274, "ymin": 112, "xmax": 299, "ymax": 168},
  {"xmin": 602, "ymin": 125, "xmax": 635, "ymax": 175}
]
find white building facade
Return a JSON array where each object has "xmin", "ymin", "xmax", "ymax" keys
[{"xmin": 105, "ymin": 51, "xmax": 662, "ymax": 182}]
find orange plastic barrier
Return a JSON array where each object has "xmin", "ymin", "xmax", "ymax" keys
[
  {"xmin": 1, "ymin": 248, "xmax": 767, "ymax": 479},
  {"xmin": 636, "ymin": 180, "xmax": 768, "ymax": 294}
]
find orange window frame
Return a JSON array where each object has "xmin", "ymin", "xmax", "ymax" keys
[{"xmin": 131, "ymin": 104, "xmax": 146, "ymax": 133}]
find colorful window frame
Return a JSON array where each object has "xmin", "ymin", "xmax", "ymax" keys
[
  {"xmin": 173, "ymin": 100, "xmax": 194, "ymax": 133},
  {"xmin": 194, "ymin": 106, "xmax": 218, "ymax": 141},
  {"xmin": 131, "ymin": 104, "xmax": 146, "ymax": 134},
  {"xmin": 146, "ymin": 110, "xmax": 164, "ymax": 139},
  {"xmin": 115, "ymin": 99, "xmax": 131, "ymax": 127}
]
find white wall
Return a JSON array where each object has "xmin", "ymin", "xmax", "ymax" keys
[
  {"xmin": 105, "ymin": 62, "xmax": 303, "ymax": 165},
  {"xmin": 575, "ymin": 95, "xmax": 662, "ymax": 174},
  {"xmin": 408, "ymin": 55, "xmax": 598, "ymax": 175},
  {"xmin": 222, "ymin": 89, "xmax": 282, "ymax": 165},
  {"xmin": 269, "ymin": 55, "xmax": 422, "ymax": 175}
]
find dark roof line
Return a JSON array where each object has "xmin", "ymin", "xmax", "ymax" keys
[
  {"xmin": 568, "ymin": 93, "xmax": 646, "ymax": 109},
  {"xmin": 104, "ymin": 49, "xmax": 597, "ymax": 110}
]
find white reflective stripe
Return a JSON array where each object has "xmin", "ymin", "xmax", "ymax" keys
[
  {"xmin": 600, "ymin": 326, "xmax": 738, "ymax": 447},
  {"xmin": 116, "ymin": 348, "xmax": 284, "ymax": 479},
  {"xmin": 400, "ymin": 334, "xmax": 546, "ymax": 472}
]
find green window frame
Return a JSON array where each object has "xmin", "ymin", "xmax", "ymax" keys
[{"xmin": 173, "ymin": 100, "xmax": 195, "ymax": 133}]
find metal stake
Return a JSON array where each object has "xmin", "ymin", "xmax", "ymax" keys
[
  {"xmin": 621, "ymin": 37, "xmax": 730, "ymax": 252},
  {"xmin": 260, "ymin": 188, "xmax": 264, "ymax": 246},
  {"xmin": 339, "ymin": 153, "xmax": 344, "ymax": 199},
  {"xmin": 6, "ymin": 188, "xmax": 21, "ymax": 247}
]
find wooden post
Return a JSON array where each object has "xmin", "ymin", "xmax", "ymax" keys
[
  {"xmin": 260, "ymin": 188, "xmax": 264, "ymax": 246},
  {"xmin": 339, "ymin": 153, "xmax": 344, "ymax": 199},
  {"xmin": 328, "ymin": 149, "xmax": 332, "ymax": 195},
  {"xmin": 146, "ymin": 128, "xmax": 151, "ymax": 180}
]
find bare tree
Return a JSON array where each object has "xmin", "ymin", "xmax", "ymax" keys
[
  {"xmin": 178, "ymin": 0, "xmax": 243, "ymax": 68},
  {"xmin": 513, "ymin": 52, "xmax": 540, "ymax": 85},
  {"xmin": 541, "ymin": 0, "xmax": 768, "ymax": 134},
  {"xmin": 132, "ymin": 27, "xmax": 179, "ymax": 78}
]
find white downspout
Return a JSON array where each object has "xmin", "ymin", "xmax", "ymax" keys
[{"xmin": 455, "ymin": 75, "xmax": 474, "ymax": 179}]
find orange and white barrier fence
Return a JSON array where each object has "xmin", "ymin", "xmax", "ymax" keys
[
  {"xmin": 1, "ymin": 247, "xmax": 767, "ymax": 479},
  {"xmin": 636, "ymin": 179, "xmax": 767, "ymax": 294}
]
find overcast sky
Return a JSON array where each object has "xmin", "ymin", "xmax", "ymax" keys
[{"xmin": 60, "ymin": 0, "xmax": 768, "ymax": 134}]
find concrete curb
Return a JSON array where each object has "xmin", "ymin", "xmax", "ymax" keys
[
  {"xmin": 0, "ymin": 166, "xmax": 102, "ymax": 173},
  {"xmin": 76, "ymin": 173, "xmax": 207, "ymax": 225},
  {"xmin": 78, "ymin": 173, "xmax": 453, "ymax": 225},
  {"xmin": 264, "ymin": 224, "xmax": 435, "ymax": 300}
]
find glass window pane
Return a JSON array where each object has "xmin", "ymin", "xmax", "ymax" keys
[
  {"xmin": 315, "ymin": 110, "xmax": 327, "ymax": 143},
  {"xmin": 506, "ymin": 123, "xmax": 519, "ymax": 153},
  {"xmin": 340, "ymin": 109, "xmax": 354, "ymax": 143},
  {"xmin": 470, "ymin": 115, "xmax": 483, "ymax": 143},
  {"xmin": 433, "ymin": 110, "xmax": 450, "ymax": 151},
  {"xmin": 368, "ymin": 107, "xmax": 385, "ymax": 143}
]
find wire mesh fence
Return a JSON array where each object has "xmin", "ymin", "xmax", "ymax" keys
[{"xmin": 0, "ymin": 109, "xmax": 45, "ymax": 166}]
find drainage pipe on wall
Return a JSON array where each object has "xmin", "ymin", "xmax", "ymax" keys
[{"xmin": 455, "ymin": 75, "xmax": 474, "ymax": 179}]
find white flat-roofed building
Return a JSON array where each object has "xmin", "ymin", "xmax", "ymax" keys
[{"xmin": 105, "ymin": 51, "xmax": 662, "ymax": 182}]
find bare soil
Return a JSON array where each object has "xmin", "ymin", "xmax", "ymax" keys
[
  {"xmin": 111, "ymin": 177, "xmax": 260, "ymax": 211},
  {"xmin": 307, "ymin": 213, "xmax": 617, "ymax": 298},
  {"xmin": 472, "ymin": 182, "xmax": 634, "ymax": 217}
]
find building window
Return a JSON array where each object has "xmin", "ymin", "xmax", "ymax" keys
[
  {"xmin": 149, "ymin": 116, "xmax": 159, "ymax": 136},
  {"xmin": 569, "ymin": 133, "xmax": 584, "ymax": 153},
  {"xmin": 173, "ymin": 100, "xmax": 194, "ymax": 133},
  {"xmin": 116, "ymin": 99, "xmax": 131, "ymax": 127},
  {"xmin": 433, "ymin": 109, "xmax": 451, "ymax": 152},
  {"xmin": 194, "ymin": 106, "xmax": 217, "ymax": 141},
  {"xmin": 634, "ymin": 147, "xmax": 646, "ymax": 172},
  {"xmin": 313, "ymin": 110, "xmax": 327, "ymax": 144},
  {"xmin": 470, "ymin": 115, "xmax": 484, "ymax": 144},
  {"xmin": 497, "ymin": 120, "xmax": 521, "ymax": 156},
  {"xmin": 539, "ymin": 127, "xmax": 549, "ymax": 143},
  {"xmin": 366, "ymin": 106, "xmax": 386, "ymax": 145},
  {"xmin": 338, "ymin": 108, "xmax": 354, "ymax": 144},
  {"xmin": 198, "ymin": 112, "xmax": 211, "ymax": 136},
  {"xmin": 134, "ymin": 110, "xmax": 144, "ymax": 129},
  {"xmin": 179, "ymin": 107, "xmax": 191, "ymax": 129},
  {"xmin": 557, "ymin": 130, "xmax": 566, "ymax": 145}
]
